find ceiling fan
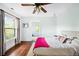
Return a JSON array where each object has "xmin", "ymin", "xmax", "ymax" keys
[{"xmin": 21, "ymin": 3, "xmax": 51, "ymax": 14}]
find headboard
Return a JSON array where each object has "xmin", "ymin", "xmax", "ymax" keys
[{"xmin": 61, "ymin": 31, "xmax": 79, "ymax": 39}]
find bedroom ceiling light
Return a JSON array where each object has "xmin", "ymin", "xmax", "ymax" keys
[{"xmin": 21, "ymin": 3, "xmax": 52, "ymax": 14}]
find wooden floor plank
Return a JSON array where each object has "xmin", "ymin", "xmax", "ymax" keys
[{"xmin": 5, "ymin": 41, "xmax": 32, "ymax": 56}]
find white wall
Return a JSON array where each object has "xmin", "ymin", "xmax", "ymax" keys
[
  {"xmin": 20, "ymin": 18, "xmax": 32, "ymax": 41},
  {"xmin": 20, "ymin": 16, "xmax": 57, "ymax": 41},
  {"xmin": 40, "ymin": 17, "xmax": 57, "ymax": 35},
  {"xmin": 55, "ymin": 4, "xmax": 79, "ymax": 34}
]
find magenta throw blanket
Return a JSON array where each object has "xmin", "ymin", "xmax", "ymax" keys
[{"xmin": 34, "ymin": 37, "xmax": 49, "ymax": 49}]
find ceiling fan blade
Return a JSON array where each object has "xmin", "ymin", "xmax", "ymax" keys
[
  {"xmin": 35, "ymin": 3, "xmax": 51, "ymax": 5},
  {"xmin": 33, "ymin": 9, "xmax": 36, "ymax": 14},
  {"xmin": 21, "ymin": 4, "xmax": 35, "ymax": 6},
  {"xmin": 41, "ymin": 7, "xmax": 47, "ymax": 13},
  {"xmin": 33, "ymin": 7, "xmax": 37, "ymax": 14}
]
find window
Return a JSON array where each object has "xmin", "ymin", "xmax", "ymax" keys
[
  {"xmin": 32, "ymin": 22, "xmax": 40, "ymax": 36},
  {"xmin": 35, "ymin": 24, "xmax": 40, "ymax": 32},
  {"xmin": 4, "ymin": 13, "xmax": 17, "ymax": 40}
]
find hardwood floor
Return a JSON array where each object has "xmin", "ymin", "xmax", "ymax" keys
[{"xmin": 4, "ymin": 41, "xmax": 32, "ymax": 56}]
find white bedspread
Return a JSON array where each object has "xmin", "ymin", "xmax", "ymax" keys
[
  {"xmin": 44, "ymin": 36, "xmax": 79, "ymax": 55},
  {"xmin": 45, "ymin": 36, "xmax": 66, "ymax": 48}
]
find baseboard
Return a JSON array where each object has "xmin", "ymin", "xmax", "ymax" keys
[{"xmin": 21, "ymin": 41, "xmax": 33, "ymax": 44}]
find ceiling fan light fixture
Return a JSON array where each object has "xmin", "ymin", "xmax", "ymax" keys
[
  {"xmin": 21, "ymin": 3, "xmax": 51, "ymax": 14},
  {"xmin": 37, "ymin": 5, "xmax": 41, "ymax": 13}
]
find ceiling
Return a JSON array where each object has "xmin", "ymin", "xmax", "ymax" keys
[
  {"xmin": 1, "ymin": 3, "xmax": 74, "ymax": 18},
  {"xmin": 3, "ymin": 3, "xmax": 55, "ymax": 18}
]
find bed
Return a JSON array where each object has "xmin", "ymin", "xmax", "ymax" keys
[{"xmin": 33, "ymin": 31, "xmax": 79, "ymax": 56}]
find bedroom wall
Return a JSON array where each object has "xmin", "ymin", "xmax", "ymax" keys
[
  {"xmin": 55, "ymin": 3, "xmax": 79, "ymax": 34},
  {"xmin": 20, "ymin": 16, "xmax": 57, "ymax": 41},
  {"xmin": 40, "ymin": 17, "xmax": 57, "ymax": 36},
  {"xmin": 20, "ymin": 18, "xmax": 32, "ymax": 41}
]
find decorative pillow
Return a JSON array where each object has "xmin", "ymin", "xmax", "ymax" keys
[
  {"xmin": 59, "ymin": 36, "xmax": 66, "ymax": 43},
  {"xmin": 63, "ymin": 38, "xmax": 71, "ymax": 43},
  {"xmin": 65, "ymin": 37, "xmax": 78, "ymax": 44},
  {"xmin": 70, "ymin": 38, "xmax": 79, "ymax": 47},
  {"xmin": 54, "ymin": 35, "xmax": 68, "ymax": 43},
  {"xmin": 53, "ymin": 35, "xmax": 61, "ymax": 40},
  {"xmin": 54, "ymin": 35, "xmax": 66, "ymax": 43}
]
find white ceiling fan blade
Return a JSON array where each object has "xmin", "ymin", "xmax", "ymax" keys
[{"xmin": 33, "ymin": 7, "xmax": 37, "ymax": 14}]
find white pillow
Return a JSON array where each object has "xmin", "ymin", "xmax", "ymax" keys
[{"xmin": 71, "ymin": 39, "xmax": 79, "ymax": 47}]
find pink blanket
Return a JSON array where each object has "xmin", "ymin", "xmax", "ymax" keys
[{"xmin": 34, "ymin": 37, "xmax": 49, "ymax": 49}]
